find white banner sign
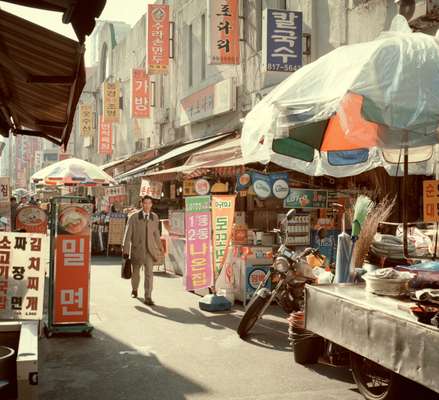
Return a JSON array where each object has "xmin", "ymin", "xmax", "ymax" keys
[
  {"xmin": 140, "ymin": 179, "xmax": 162, "ymax": 200},
  {"xmin": 0, "ymin": 232, "xmax": 48, "ymax": 320}
]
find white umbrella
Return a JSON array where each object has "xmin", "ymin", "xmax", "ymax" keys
[{"xmin": 31, "ymin": 158, "xmax": 115, "ymax": 186}]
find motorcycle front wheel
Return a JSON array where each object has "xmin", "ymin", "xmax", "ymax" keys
[{"xmin": 237, "ymin": 294, "xmax": 271, "ymax": 339}]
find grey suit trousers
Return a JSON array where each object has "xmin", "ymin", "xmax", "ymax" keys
[{"xmin": 131, "ymin": 252, "xmax": 154, "ymax": 299}]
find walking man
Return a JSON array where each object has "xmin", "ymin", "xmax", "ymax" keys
[{"xmin": 122, "ymin": 195, "xmax": 164, "ymax": 305}]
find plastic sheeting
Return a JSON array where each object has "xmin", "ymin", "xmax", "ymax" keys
[{"xmin": 241, "ymin": 16, "xmax": 439, "ymax": 177}]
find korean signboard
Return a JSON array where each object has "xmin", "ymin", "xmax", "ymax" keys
[
  {"xmin": 98, "ymin": 117, "xmax": 112, "ymax": 155},
  {"xmin": 208, "ymin": 0, "xmax": 240, "ymax": 64},
  {"xmin": 147, "ymin": 4, "xmax": 170, "ymax": 74},
  {"xmin": 79, "ymin": 104, "xmax": 94, "ymax": 136},
  {"xmin": 262, "ymin": 9, "xmax": 302, "ymax": 73},
  {"xmin": 131, "ymin": 68, "xmax": 150, "ymax": 118},
  {"xmin": 0, "ymin": 177, "xmax": 10, "ymax": 232},
  {"xmin": 102, "ymin": 81, "xmax": 120, "ymax": 123},
  {"xmin": 423, "ymin": 180, "xmax": 439, "ymax": 222},
  {"xmin": 179, "ymin": 78, "xmax": 236, "ymax": 126},
  {"xmin": 108, "ymin": 213, "xmax": 126, "ymax": 246},
  {"xmin": 284, "ymin": 189, "xmax": 328, "ymax": 209},
  {"xmin": 54, "ymin": 204, "xmax": 92, "ymax": 324},
  {"xmin": 212, "ymin": 195, "xmax": 235, "ymax": 277},
  {"xmin": 185, "ymin": 196, "xmax": 213, "ymax": 291},
  {"xmin": 0, "ymin": 233, "xmax": 48, "ymax": 320},
  {"xmin": 16, "ymin": 206, "xmax": 48, "ymax": 234},
  {"xmin": 140, "ymin": 178, "xmax": 162, "ymax": 200},
  {"xmin": 105, "ymin": 185, "xmax": 127, "ymax": 205}
]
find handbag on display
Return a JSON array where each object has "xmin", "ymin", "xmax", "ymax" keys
[{"xmin": 121, "ymin": 256, "xmax": 132, "ymax": 279}]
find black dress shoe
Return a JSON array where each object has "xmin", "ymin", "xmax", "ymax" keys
[
  {"xmin": 131, "ymin": 290, "xmax": 138, "ymax": 298},
  {"xmin": 144, "ymin": 298, "xmax": 155, "ymax": 306}
]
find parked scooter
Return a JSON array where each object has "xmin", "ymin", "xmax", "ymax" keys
[{"xmin": 237, "ymin": 209, "xmax": 323, "ymax": 339}]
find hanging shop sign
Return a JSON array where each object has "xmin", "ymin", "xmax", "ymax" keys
[
  {"xmin": 54, "ymin": 203, "xmax": 92, "ymax": 324},
  {"xmin": 179, "ymin": 78, "xmax": 236, "ymax": 126},
  {"xmin": 251, "ymin": 172, "xmax": 272, "ymax": 199},
  {"xmin": 0, "ymin": 177, "xmax": 10, "ymax": 232},
  {"xmin": 195, "ymin": 179, "xmax": 211, "ymax": 196},
  {"xmin": 131, "ymin": 68, "xmax": 150, "ymax": 118},
  {"xmin": 284, "ymin": 189, "xmax": 328, "ymax": 209},
  {"xmin": 105, "ymin": 186, "xmax": 127, "ymax": 205},
  {"xmin": 183, "ymin": 180, "xmax": 196, "ymax": 196},
  {"xmin": 0, "ymin": 232, "xmax": 48, "ymax": 320},
  {"xmin": 423, "ymin": 180, "xmax": 439, "ymax": 222},
  {"xmin": 79, "ymin": 104, "xmax": 94, "ymax": 136},
  {"xmin": 98, "ymin": 117, "xmax": 113, "ymax": 155},
  {"xmin": 140, "ymin": 178, "xmax": 162, "ymax": 200},
  {"xmin": 262, "ymin": 9, "xmax": 303, "ymax": 73},
  {"xmin": 147, "ymin": 4, "xmax": 170, "ymax": 74},
  {"xmin": 208, "ymin": 0, "xmax": 240, "ymax": 65},
  {"xmin": 236, "ymin": 172, "xmax": 251, "ymax": 191},
  {"xmin": 185, "ymin": 196, "xmax": 214, "ymax": 290},
  {"xmin": 102, "ymin": 81, "xmax": 120, "ymax": 123},
  {"xmin": 15, "ymin": 206, "xmax": 48, "ymax": 234},
  {"xmin": 212, "ymin": 195, "xmax": 236, "ymax": 277},
  {"xmin": 270, "ymin": 172, "xmax": 290, "ymax": 199}
]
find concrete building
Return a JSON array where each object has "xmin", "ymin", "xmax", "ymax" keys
[{"xmin": 71, "ymin": 0, "xmax": 434, "ymax": 169}]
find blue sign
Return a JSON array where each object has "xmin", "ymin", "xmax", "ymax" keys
[{"xmin": 264, "ymin": 9, "xmax": 302, "ymax": 73}]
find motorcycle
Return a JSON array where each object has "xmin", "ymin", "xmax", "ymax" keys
[{"xmin": 237, "ymin": 209, "xmax": 323, "ymax": 339}]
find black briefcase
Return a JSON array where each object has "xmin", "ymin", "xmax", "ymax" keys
[{"xmin": 121, "ymin": 257, "xmax": 132, "ymax": 279}]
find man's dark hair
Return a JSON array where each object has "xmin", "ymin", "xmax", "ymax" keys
[
  {"xmin": 10, "ymin": 197, "xmax": 16, "ymax": 202},
  {"xmin": 142, "ymin": 195, "xmax": 154, "ymax": 202}
]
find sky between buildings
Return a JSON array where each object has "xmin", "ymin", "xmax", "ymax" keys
[{"xmin": 0, "ymin": 0, "xmax": 151, "ymax": 64}]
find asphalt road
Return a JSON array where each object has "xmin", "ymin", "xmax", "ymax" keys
[{"xmin": 39, "ymin": 257, "xmax": 363, "ymax": 400}]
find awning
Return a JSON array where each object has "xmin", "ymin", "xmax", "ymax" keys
[
  {"xmin": 100, "ymin": 157, "xmax": 130, "ymax": 172},
  {"xmin": 145, "ymin": 136, "xmax": 260, "ymax": 180},
  {"xmin": 116, "ymin": 132, "xmax": 235, "ymax": 181},
  {"xmin": 0, "ymin": 9, "xmax": 86, "ymax": 146},
  {"xmin": 2, "ymin": 0, "xmax": 106, "ymax": 43}
]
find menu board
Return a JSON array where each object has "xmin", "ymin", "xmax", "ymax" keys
[{"xmin": 108, "ymin": 213, "xmax": 126, "ymax": 246}]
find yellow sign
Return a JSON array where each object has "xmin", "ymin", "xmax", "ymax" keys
[
  {"xmin": 79, "ymin": 104, "xmax": 94, "ymax": 137},
  {"xmin": 102, "ymin": 81, "xmax": 120, "ymax": 123},
  {"xmin": 423, "ymin": 180, "xmax": 439, "ymax": 222},
  {"xmin": 183, "ymin": 180, "xmax": 196, "ymax": 196}
]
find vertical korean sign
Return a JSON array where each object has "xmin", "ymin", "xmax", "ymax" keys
[
  {"xmin": 0, "ymin": 177, "xmax": 10, "ymax": 231},
  {"xmin": 131, "ymin": 68, "xmax": 150, "ymax": 118},
  {"xmin": 212, "ymin": 195, "xmax": 235, "ymax": 278},
  {"xmin": 102, "ymin": 81, "xmax": 120, "ymax": 122},
  {"xmin": 185, "ymin": 196, "xmax": 213, "ymax": 291},
  {"xmin": 147, "ymin": 4, "xmax": 170, "ymax": 74},
  {"xmin": 98, "ymin": 117, "xmax": 112, "ymax": 155},
  {"xmin": 423, "ymin": 180, "xmax": 439, "ymax": 222},
  {"xmin": 208, "ymin": 0, "xmax": 240, "ymax": 64},
  {"xmin": 54, "ymin": 204, "xmax": 92, "ymax": 324},
  {"xmin": 0, "ymin": 233, "xmax": 48, "ymax": 320},
  {"xmin": 79, "ymin": 104, "xmax": 94, "ymax": 136},
  {"xmin": 262, "ymin": 9, "xmax": 302, "ymax": 72}
]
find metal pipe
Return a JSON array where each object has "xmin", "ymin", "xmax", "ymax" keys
[{"xmin": 403, "ymin": 145, "xmax": 409, "ymax": 259}]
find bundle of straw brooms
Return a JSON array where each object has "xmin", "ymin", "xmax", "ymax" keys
[{"xmin": 351, "ymin": 196, "xmax": 396, "ymax": 269}]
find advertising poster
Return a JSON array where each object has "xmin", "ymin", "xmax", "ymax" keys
[
  {"xmin": 98, "ymin": 117, "xmax": 113, "ymax": 155},
  {"xmin": 102, "ymin": 81, "xmax": 120, "ymax": 123},
  {"xmin": 147, "ymin": 4, "xmax": 170, "ymax": 74},
  {"xmin": 79, "ymin": 104, "xmax": 94, "ymax": 136},
  {"xmin": 108, "ymin": 213, "xmax": 126, "ymax": 246},
  {"xmin": 262, "ymin": 9, "xmax": 302, "ymax": 72},
  {"xmin": 284, "ymin": 189, "xmax": 328, "ymax": 209},
  {"xmin": 131, "ymin": 68, "xmax": 150, "ymax": 118},
  {"xmin": 208, "ymin": 0, "xmax": 240, "ymax": 65},
  {"xmin": 185, "ymin": 196, "xmax": 213, "ymax": 291},
  {"xmin": 54, "ymin": 203, "xmax": 92, "ymax": 324},
  {"xmin": 140, "ymin": 179, "xmax": 163, "ymax": 199},
  {"xmin": 0, "ymin": 177, "xmax": 10, "ymax": 232},
  {"xmin": 0, "ymin": 232, "xmax": 48, "ymax": 320},
  {"xmin": 16, "ymin": 206, "xmax": 48, "ymax": 233},
  {"xmin": 211, "ymin": 195, "xmax": 236, "ymax": 277}
]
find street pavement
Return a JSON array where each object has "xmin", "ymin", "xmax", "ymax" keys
[{"xmin": 39, "ymin": 257, "xmax": 363, "ymax": 400}]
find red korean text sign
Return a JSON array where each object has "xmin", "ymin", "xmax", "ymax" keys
[
  {"xmin": 185, "ymin": 196, "xmax": 213, "ymax": 291},
  {"xmin": 140, "ymin": 178, "xmax": 162, "ymax": 200},
  {"xmin": 423, "ymin": 180, "xmax": 439, "ymax": 222},
  {"xmin": 131, "ymin": 69, "xmax": 150, "ymax": 118},
  {"xmin": 147, "ymin": 4, "xmax": 170, "ymax": 74},
  {"xmin": 208, "ymin": 0, "xmax": 240, "ymax": 64},
  {"xmin": 54, "ymin": 235, "xmax": 90, "ymax": 324},
  {"xmin": 99, "ymin": 117, "xmax": 112, "ymax": 155}
]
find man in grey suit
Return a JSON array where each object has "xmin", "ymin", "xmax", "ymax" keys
[{"xmin": 123, "ymin": 195, "xmax": 164, "ymax": 305}]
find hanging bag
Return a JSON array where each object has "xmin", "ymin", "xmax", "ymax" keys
[{"xmin": 121, "ymin": 256, "xmax": 132, "ymax": 279}]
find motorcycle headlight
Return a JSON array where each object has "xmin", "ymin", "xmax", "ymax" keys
[{"xmin": 274, "ymin": 256, "xmax": 289, "ymax": 273}]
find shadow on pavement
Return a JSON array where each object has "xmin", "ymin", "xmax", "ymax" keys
[
  {"xmin": 39, "ymin": 329, "xmax": 207, "ymax": 400},
  {"xmin": 305, "ymin": 363, "xmax": 355, "ymax": 385}
]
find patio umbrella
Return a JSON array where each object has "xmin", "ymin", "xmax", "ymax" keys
[
  {"xmin": 31, "ymin": 158, "xmax": 115, "ymax": 186},
  {"xmin": 241, "ymin": 16, "xmax": 439, "ymax": 177}
]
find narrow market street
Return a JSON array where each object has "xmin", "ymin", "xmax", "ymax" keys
[{"xmin": 39, "ymin": 257, "xmax": 362, "ymax": 400}]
